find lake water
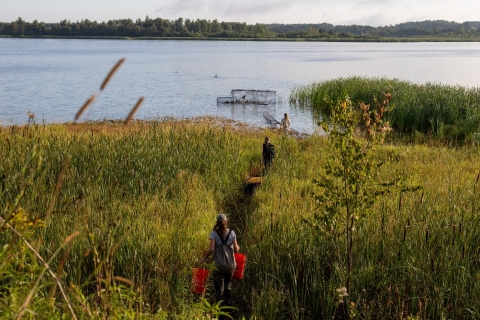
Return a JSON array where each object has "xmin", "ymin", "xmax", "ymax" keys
[{"xmin": 1, "ymin": 38, "xmax": 480, "ymax": 133}]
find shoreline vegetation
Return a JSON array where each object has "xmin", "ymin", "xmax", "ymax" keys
[
  {"xmin": 291, "ymin": 77, "xmax": 480, "ymax": 144},
  {"xmin": 4, "ymin": 35, "xmax": 480, "ymax": 42},
  {"xmin": 1, "ymin": 17, "xmax": 480, "ymax": 42},
  {"xmin": 1, "ymin": 115, "xmax": 480, "ymax": 319}
]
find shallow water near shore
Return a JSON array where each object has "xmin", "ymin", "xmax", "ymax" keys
[{"xmin": 1, "ymin": 39, "xmax": 480, "ymax": 133}]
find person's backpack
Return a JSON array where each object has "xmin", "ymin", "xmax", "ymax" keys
[
  {"xmin": 266, "ymin": 143, "xmax": 276, "ymax": 159},
  {"xmin": 214, "ymin": 230, "xmax": 237, "ymax": 274}
]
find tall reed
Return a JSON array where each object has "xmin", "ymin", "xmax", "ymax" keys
[{"xmin": 290, "ymin": 76, "xmax": 480, "ymax": 142}]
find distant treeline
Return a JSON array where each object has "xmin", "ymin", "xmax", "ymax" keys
[
  {"xmin": 268, "ymin": 20, "xmax": 480, "ymax": 38},
  {"xmin": 0, "ymin": 17, "xmax": 274, "ymax": 38},
  {"xmin": 1, "ymin": 17, "xmax": 480, "ymax": 39}
]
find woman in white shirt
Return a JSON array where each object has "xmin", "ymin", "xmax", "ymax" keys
[{"xmin": 280, "ymin": 113, "xmax": 291, "ymax": 132}]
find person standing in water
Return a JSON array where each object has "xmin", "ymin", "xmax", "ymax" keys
[{"xmin": 280, "ymin": 113, "xmax": 291, "ymax": 133}]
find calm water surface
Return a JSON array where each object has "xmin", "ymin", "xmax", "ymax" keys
[{"xmin": 1, "ymin": 39, "xmax": 480, "ymax": 133}]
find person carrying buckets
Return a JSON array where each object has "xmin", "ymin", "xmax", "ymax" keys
[{"xmin": 200, "ymin": 214, "xmax": 241, "ymax": 307}]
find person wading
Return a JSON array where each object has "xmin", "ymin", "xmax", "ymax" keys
[{"xmin": 280, "ymin": 113, "xmax": 291, "ymax": 133}]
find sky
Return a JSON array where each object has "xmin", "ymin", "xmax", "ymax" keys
[{"xmin": 1, "ymin": 0, "xmax": 479, "ymax": 27}]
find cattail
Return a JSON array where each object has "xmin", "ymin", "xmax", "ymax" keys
[
  {"xmin": 124, "ymin": 97, "xmax": 144, "ymax": 125},
  {"xmin": 425, "ymin": 230, "xmax": 429, "ymax": 245},
  {"xmin": 100, "ymin": 58, "xmax": 125, "ymax": 91},
  {"xmin": 75, "ymin": 94, "xmax": 96, "ymax": 121},
  {"xmin": 420, "ymin": 191, "xmax": 424, "ymax": 204}
]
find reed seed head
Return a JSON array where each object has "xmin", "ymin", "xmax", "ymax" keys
[
  {"xmin": 113, "ymin": 276, "xmax": 134, "ymax": 286},
  {"xmin": 63, "ymin": 231, "xmax": 80, "ymax": 244},
  {"xmin": 75, "ymin": 94, "xmax": 96, "ymax": 121},
  {"xmin": 124, "ymin": 97, "xmax": 144, "ymax": 125},
  {"xmin": 100, "ymin": 58, "xmax": 125, "ymax": 91}
]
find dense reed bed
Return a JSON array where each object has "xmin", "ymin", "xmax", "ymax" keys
[
  {"xmin": 245, "ymin": 133, "xmax": 480, "ymax": 319},
  {"xmin": 290, "ymin": 77, "xmax": 480, "ymax": 142},
  {"xmin": 1, "ymin": 118, "xmax": 480, "ymax": 319},
  {"xmin": 0, "ymin": 118, "xmax": 263, "ymax": 319}
]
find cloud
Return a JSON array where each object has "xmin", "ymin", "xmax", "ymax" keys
[
  {"xmin": 154, "ymin": 0, "xmax": 412, "ymax": 25},
  {"xmin": 156, "ymin": 0, "xmax": 315, "ymax": 21},
  {"xmin": 153, "ymin": 0, "xmax": 478, "ymax": 26},
  {"xmin": 2, "ymin": 0, "xmax": 479, "ymax": 26}
]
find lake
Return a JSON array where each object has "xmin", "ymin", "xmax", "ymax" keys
[{"xmin": 1, "ymin": 38, "xmax": 480, "ymax": 133}]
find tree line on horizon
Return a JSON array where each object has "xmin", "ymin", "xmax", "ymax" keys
[{"xmin": 1, "ymin": 17, "xmax": 480, "ymax": 39}]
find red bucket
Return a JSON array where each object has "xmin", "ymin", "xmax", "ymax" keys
[
  {"xmin": 233, "ymin": 253, "xmax": 246, "ymax": 280},
  {"xmin": 191, "ymin": 268, "xmax": 209, "ymax": 294}
]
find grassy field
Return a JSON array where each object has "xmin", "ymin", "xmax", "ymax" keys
[{"xmin": 1, "ymin": 117, "xmax": 480, "ymax": 319}]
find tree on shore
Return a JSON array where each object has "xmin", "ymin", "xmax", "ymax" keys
[{"xmin": 2, "ymin": 17, "xmax": 479, "ymax": 39}]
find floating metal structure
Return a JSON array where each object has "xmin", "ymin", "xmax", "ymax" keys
[{"xmin": 217, "ymin": 89, "xmax": 276, "ymax": 105}]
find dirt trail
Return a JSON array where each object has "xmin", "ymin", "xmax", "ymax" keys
[
  {"xmin": 218, "ymin": 164, "xmax": 265, "ymax": 316},
  {"xmin": 222, "ymin": 165, "xmax": 262, "ymax": 237}
]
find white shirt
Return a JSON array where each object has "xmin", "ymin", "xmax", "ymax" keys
[{"xmin": 281, "ymin": 117, "xmax": 291, "ymax": 129}]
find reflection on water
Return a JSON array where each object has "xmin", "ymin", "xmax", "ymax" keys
[{"xmin": 1, "ymin": 39, "xmax": 480, "ymax": 133}]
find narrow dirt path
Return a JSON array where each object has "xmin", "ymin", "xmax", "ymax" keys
[{"xmin": 219, "ymin": 163, "xmax": 265, "ymax": 317}]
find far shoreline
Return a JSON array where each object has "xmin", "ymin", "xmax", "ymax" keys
[{"xmin": 2, "ymin": 35, "xmax": 480, "ymax": 42}]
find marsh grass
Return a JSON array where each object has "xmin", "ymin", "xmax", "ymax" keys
[
  {"xmin": 245, "ymin": 137, "xmax": 480, "ymax": 319},
  {"xmin": 290, "ymin": 76, "xmax": 480, "ymax": 142},
  {"xmin": 1, "ymin": 117, "xmax": 480, "ymax": 318},
  {"xmin": 0, "ymin": 118, "xmax": 266, "ymax": 318}
]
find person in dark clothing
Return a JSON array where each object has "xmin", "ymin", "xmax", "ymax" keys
[{"xmin": 262, "ymin": 136, "xmax": 276, "ymax": 170}]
